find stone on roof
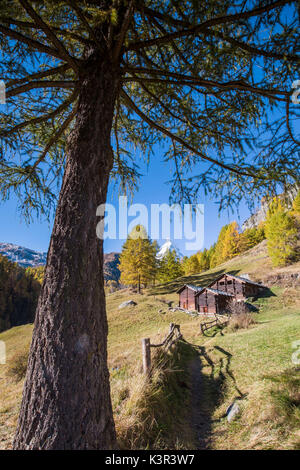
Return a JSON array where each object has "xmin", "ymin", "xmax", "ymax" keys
[
  {"xmin": 185, "ymin": 284, "xmax": 202, "ymax": 292},
  {"xmin": 196, "ymin": 287, "xmax": 235, "ymax": 297},
  {"xmin": 176, "ymin": 284, "xmax": 202, "ymax": 293},
  {"xmin": 226, "ymin": 273, "xmax": 265, "ymax": 288}
]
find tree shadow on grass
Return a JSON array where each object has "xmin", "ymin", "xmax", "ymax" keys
[
  {"xmin": 149, "ymin": 269, "xmax": 242, "ymax": 296},
  {"xmin": 254, "ymin": 288, "xmax": 276, "ymax": 299},
  {"xmin": 213, "ymin": 345, "xmax": 246, "ymax": 402},
  {"xmin": 181, "ymin": 340, "xmax": 246, "ymax": 449},
  {"xmin": 200, "ymin": 323, "xmax": 227, "ymax": 338}
]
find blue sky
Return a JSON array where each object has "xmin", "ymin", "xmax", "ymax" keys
[
  {"xmin": 0, "ymin": 4, "xmax": 296, "ymax": 258},
  {"xmin": 0, "ymin": 144, "xmax": 254, "ymax": 257}
]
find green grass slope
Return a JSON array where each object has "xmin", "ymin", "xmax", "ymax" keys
[
  {"xmin": 200, "ymin": 287, "xmax": 300, "ymax": 449},
  {"xmin": 0, "ymin": 243, "xmax": 300, "ymax": 449}
]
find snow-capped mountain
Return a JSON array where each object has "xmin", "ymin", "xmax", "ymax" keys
[
  {"xmin": 0, "ymin": 239, "xmax": 183, "ymax": 271},
  {"xmin": 0, "ymin": 242, "xmax": 121, "ymax": 281},
  {"xmin": 0, "ymin": 242, "xmax": 47, "ymax": 268},
  {"xmin": 156, "ymin": 239, "xmax": 183, "ymax": 260}
]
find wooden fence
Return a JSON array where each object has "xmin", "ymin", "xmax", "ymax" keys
[
  {"xmin": 141, "ymin": 323, "xmax": 182, "ymax": 375},
  {"xmin": 200, "ymin": 315, "xmax": 229, "ymax": 334}
]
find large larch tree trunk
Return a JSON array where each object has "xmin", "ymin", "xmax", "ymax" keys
[{"xmin": 13, "ymin": 51, "xmax": 120, "ymax": 449}]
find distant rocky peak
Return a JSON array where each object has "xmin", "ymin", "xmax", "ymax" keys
[
  {"xmin": 156, "ymin": 239, "xmax": 183, "ymax": 260},
  {"xmin": 0, "ymin": 242, "xmax": 47, "ymax": 268},
  {"xmin": 242, "ymin": 185, "xmax": 299, "ymax": 231},
  {"xmin": 0, "ymin": 242, "xmax": 122, "ymax": 283}
]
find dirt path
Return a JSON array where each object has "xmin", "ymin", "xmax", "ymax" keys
[
  {"xmin": 188, "ymin": 339, "xmax": 246, "ymax": 450},
  {"xmin": 189, "ymin": 355, "xmax": 213, "ymax": 450}
]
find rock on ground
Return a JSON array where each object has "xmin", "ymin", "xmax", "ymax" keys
[
  {"xmin": 118, "ymin": 300, "xmax": 137, "ymax": 309},
  {"xmin": 226, "ymin": 402, "xmax": 241, "ymax": 422}
]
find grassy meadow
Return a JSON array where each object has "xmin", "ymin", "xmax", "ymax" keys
[{"xmin": 1, "ymin": 245, "xmax": 300, "ymax": 449}]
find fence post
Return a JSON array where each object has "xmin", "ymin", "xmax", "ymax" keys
[
  {"xmin": 169, "ymin": 322, "xmax": 175, "ymax": 333},
  {"xmin": 142, "ymin": 338, "xmax": 151, "ymax": 375}
]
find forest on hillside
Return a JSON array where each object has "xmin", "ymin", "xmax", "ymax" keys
[
  {"xmin": 1, "ymin": 192, "xmax": 299, "ymax": 329},
  {"xmin": 0, "ymin": 255, "xmax": 41, "ymax": 332},
  {"xmin": 117, "ymin": 192, "xmax": 300, "ymax": 290}
]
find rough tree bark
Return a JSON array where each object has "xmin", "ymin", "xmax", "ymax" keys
[{"xmin": 13, "ymin": 50, "xmax": 120, "ymax": 449}]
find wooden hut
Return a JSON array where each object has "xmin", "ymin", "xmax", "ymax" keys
[
  {"xmin": 207, "ymin": 273, "xmax": 266, "ymax": 300},
  {"xmin": 176, "ymin": 284, "xmax": 202, "ymax": 310},
  {"xmin": 195, "ymin": 287, "xmax": 234, "ymax": 314}
]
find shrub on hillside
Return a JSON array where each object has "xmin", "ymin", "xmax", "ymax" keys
[
  {"xmin": 281, "ymin": 288, "xmax": 300, "ymax": 307},
  {"xmin": 228, "ymin": 312, "xmax": 256, "ymax": 331},
  {"xmin": 106, "ymin": 279, "xmax": 119, "ymax": 293},
  {"xmin": 8, "ymin": 348, "xmax": 29, "ymax": 381},
  {"xmin": 227, "ymin": 302, "xmax": 256, "ymax": 331}
]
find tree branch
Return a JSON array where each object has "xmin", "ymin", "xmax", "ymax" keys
[
  {"xmin": 121, "ymin": 89, "xmax": 255, "ymax": 177},
  {"xmin": 122, "ymin": 67, "xmax": 288, "ymax": 100},
  {"xmin": 113, "ymin": 0, "xmax": 135, "ymax": 62},
  {"xmin": 1, "ymin": 89, "xmax": 78, "ymax": 137},
  {"xmin": 0, "ymin": 23, "xmax": 62, "ymax": 60},
  {"xmin": 205, "ymin": 28, "xmax": 299, "ymax": 62},
  {"xmin": 139, "ymin": 80, "xmax": 239, "ymax": 145},
  {"xmin": 286, "ymin": 99, "xmax": 300, "ymax": 146},
  {"xmin": 7, "ymin": 81, "xmax": 76, "ymax": 98},
  {"xmin": 19, "ymin": 0, "xmax": 79, "ymax": 73},
  {"xmin": 0, "ymin": 16, "xmax": 92, "ymax": 45},
  {"xmin": 127, "ymin": 0, "xmax": 290, "ymax": 51},
  {"xmin": 27, "ymin": 108, "xmax": 76, "ymax": 178},
  {"xmin": 145, "ymin": 15, "xmax": 196, "ymax": 77},
  {"xmin": 7, "ymin": 64, "xmax": 71, "ymax": 88},
  {"xmin": 172, "ymin": 139, "xmax": 188, "ymax": 203},
  {"xmin": 138, "ymin": 5, "xmax": 190, "ymax": 27},
  {"xmin": 68, "ymin": 0, "xmax": 104, "ymax": 50}
]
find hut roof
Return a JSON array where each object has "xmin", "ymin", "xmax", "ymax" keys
[
  {"xmin": 176, "ymin": 284, "xmax": 202, "ymax": 294},
  {"xmin": 196, "ymin": 287, "xmax": 235, "ymax": 297},
  {"xmin": 208, "ymin": 273, "xmax": 267, "ymax": 288}
]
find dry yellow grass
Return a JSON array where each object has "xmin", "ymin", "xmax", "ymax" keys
[
  {"xmin": 210, "ymin": 367, "xmax": 300, "ymax": 450},
  {"xmin": 0, "ymin": 290, "xmax": 201, "ymax": 449},
  {"xmin": 0, "ymin": 324, "xmax": 32, "ymax": 449},
  {"xmin": 113, "ymin": 345, "xmax": 197, "ymax": 449},
  {"xmin": 1, "ymin": 264, "xmax": 300, "ymax": 450}
]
